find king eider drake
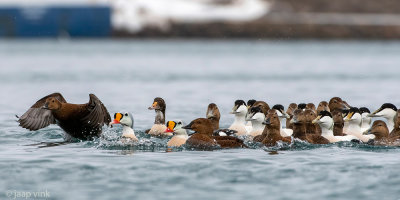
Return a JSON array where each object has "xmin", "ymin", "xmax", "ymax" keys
[
  {"xmin": 312, "ymin": 111, "xmax": 360, "ymax": 143},
  {"xmin": 229, "ymin": 100, "xmax": 248, "ymax": 136},
  {"xmin": 166, "ymin": 120, "xmax": 188, "ymax": 147},
  {"xmin": 368, "ymin": 103, "xmax": 398, "ymax": 133},
  {"xmin": 110, "ymin": 112, "xmax": 138, "ymax": 142},
  {"xmin": 183, "ymin": 118, "xmax": 247, "ymax": 150},
  {"xmin": 17, "ymin": 93, "xmax": 111, "ymax": 140},
  {"xmin": 147, "ymin": 97, "xmax": 172, "ymax": 137}
]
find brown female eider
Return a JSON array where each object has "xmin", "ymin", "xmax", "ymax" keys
[{"xmin": 17, "ymin": 93, "xmax": 111, "ymax": 140}]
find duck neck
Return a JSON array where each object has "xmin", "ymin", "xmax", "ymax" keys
[
  {"xmin": 252, "ymin": 120, "xmax": 265, "ymax": 131},
  {"xmin": 333, "ymin": 123, "xmax": 343, "ymax": 136},
  {"xmin": 233, "ymin": 113, "xmax": 246, "ymax": 125},
  {"xmin": 266, "ymin": 125, "xmax": 280, "ymax": 138},
  {"xmin": 154, "ymin": 110, "xmax": 165, "ymax": 124},
  {"xmin": 385, "ymin": 118, "xmax": 395, "ymax": 133},
  {"xmin": 208, "ymin": 117, "xmax": 220, "ymax": 131},
  {"xmin": 321, "ymin": 124, "xmax": 334, "ymax": 138},
  {"xmin": 122, "ymin": 126, "xmax": 135, "ymax": 137},
  {"xmin": 292, "ymin": 123, "xmax": 306, "ymax": 140},
  {"xmin": 279, "ymin": 118, "xmax": 284, "ymax": 129}
]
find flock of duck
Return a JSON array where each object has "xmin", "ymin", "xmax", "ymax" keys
[{"xmin": 16, "ymin": 93, "xmax": 400, "ymax": 150}]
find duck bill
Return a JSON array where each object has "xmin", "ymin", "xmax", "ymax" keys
[
  {"xmin": 148, "ymin": 102, "xmax": 158, "ymax": 110},
  {"xmin": 344, "ymin": 112, "xmax": 354, "ymax": 122},
  {"xmin": 230, "ymin": 105, "xmax": 238, "ymax": 114},
  {"xmin": 110, "ymin": 119, "xmax": 120, "ymax": 125},
  {"xmin": 262, "ymin": 118, "xmax": 271, "ymax": 125},
  {"xmin": 182, "ymin": 121, "xmax": 194, "ymax": 130},
  {"xmin": 368, "ymin": 108, "xmax": 382, "ymax": 117},
  {"xmin": 312, "ymin": 116, "xmax": 321, "ymax": 124},
  {"xmin": 165, "ymin": 121, "xmax": 175, "ymax": 133}
]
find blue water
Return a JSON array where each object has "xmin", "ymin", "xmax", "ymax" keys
[{"xmin": 1, "ymin": 39, "xmax": 400, "ymax": 200}]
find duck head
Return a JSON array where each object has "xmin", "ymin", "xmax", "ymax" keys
[
  {"xmin": 331, "ymin": 110, "xmax": 344, "ymax": 125},
  {"xmin": 206, "ymin": 103, "xmax": 220, "ymax": 121},
  {"xmin": 306, "ymin": 103, "xmax": 316, "ymax": 112},
  {"xmin": 230, "ymin": 100, "xmax": 247, "ymax": 115},
  {"xmin": 298, "ymin": 103, "xmax": 307, "ymax": 110},
  {"xmin": 344, "ymin": 107, "xmax": 362, "ymax": 124},
  {"xmin": 272, "ymin": 104, "xmax": 290, "ymax": 119},
  {"xmin": 247, "ymin": 106, "xmax": 265, "ymax": 122},
  {"xmin": 317, "ymin": 101, "xmax": 330, "ymax": 113},
  {"xmin": 304, "ymin": 109, "xmax": 317, "ymax": 123},
  {"xmin": 263, "ymin": 109, "xmax": 280, "ymax": 129},
  {"xmin": 286, "ymin": 103, "xmax": 298, "ymax": 117},
  {"xmin": 366, "ymin": 120, "xmax": 389, "ymax": 140},
  {"xmin": 252, "ymin": 101, "xmax": 270, "ymax": 115},
  {"xmin": 166, "ymin": 120, "xmax": 187, "ymax": 135},
  {"xmin": 182, "ymin": 118, "xmax": 213, "ymax": 136},
  {"xmin": 290, "ymin": 109, "xmax": 305, "ymax": 124},
  {"xmin": 43, "ymin": 97, "xmax": 62, "ymax": 110},
  {"xmin": 368, "ymin": 103, "xmax": 397, "ymax": 119},
  {"xmin": 148, "ymin": 97, "xmax": 166, "ymax": 111},
  {"xmin": 110, "ymin": 112, "xmax": 134, "ymax": 128},
  {"xmin": 312, "ymin": 111, "xmax": 333, "ymax": 130},
  {"xmin": 247, "ymin": 99, "xmax": 256, "ymax": 109},
  {"xmin": 328, "ymin": 97, "xmax": 349, "ymax": 112}
]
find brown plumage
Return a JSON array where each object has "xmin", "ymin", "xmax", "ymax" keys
[
  {"xmin": 390, "ymin": 110, "xmax": 400, "ymax": 140},
  {"xmin": 367, "ymin": 120, "xmax": 393, "ymax": 145},
  {"xmin": 17, "ymin": 93, "xmax": 111, "ymax": 140},
  {"xmin": 332, "ymin": 110, "xmax": 345, "ymax": 136},
  {"xmin": 252, "ymin": 101, "xmax": 270, "ymax": 116},
  {"xmin": 306, "ymin": 103, "xmax": 316, "ymax": 113},
  {"xmin": 261, "ymin": 109, "xmax": 291, "ymax": 147},
  {"xmin": 328, "ymin": 97, "xmax": 349, "ymax": 113},
  {"xmin": 291, "ymin": 109, "xmax": 329, "ymax": 144},
  {"xmin": 317, "ymin": 101, "xmax": 330, "ymax": 114},
  {"xmin": 286, "ymin": 103, "xmax": 297, "ymax": 129},
  {"xmin": 206, "ymin": 103, "xmax": 220, "ymax": 131},
  {"xmin": 183, "ymin": 118, "xmax": 247, "ymax": 149},
  {"xmin": 304, "ymin": 109, "xmax": 321, "ymax": 135}
]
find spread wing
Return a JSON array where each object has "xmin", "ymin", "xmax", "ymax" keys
[
  {"xmin": 17, "ymin": 93, "xmax": 67, "ymax": 131},
  {"xmin": 80, "ymin": 94, "xmax": 111, "ymax": 129}
]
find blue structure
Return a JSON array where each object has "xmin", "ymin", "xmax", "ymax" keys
[{"xmin": 0, "ymin": 6, "xmax": 111, "ymax": 37}]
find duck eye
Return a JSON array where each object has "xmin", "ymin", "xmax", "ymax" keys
[
  {"xmin": 178, "ymin": 122, "xmax": 182, "ymax": 124},
  {"xmin": 124, "ymin": 113, "xmax": 128, "ymax": 116}
]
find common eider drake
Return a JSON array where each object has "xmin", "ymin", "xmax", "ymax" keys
[
  {"xmin": 245, "ymin": 99, "xmax": 257, "ymax": 127},
  {"xmin": 246, "ymin": 106, "xmax": 265, "ymax": 137},
  {"xmin": 359, "ymin": 107, "xmax": 372, "ymax": 133},
  {"xmin": 166, "ymin": 120, "xmax": 188, "ymax": 147},
  {"xmin": 17, "ymin": 93, "xmax": 111, "ymax": 140},
  {"xmin": 368, "ymin": 103, "xmax": 398, "ymax": 133},
  {"xmin": 344, "ymin": 107, "xmax": 375, "ymax": 142},
  {"xmin": 312, "ymin": 111, "xmax": 359, "ymax": 143},
  {"xmin": 147, "ymin": 97, "xmax": 172, "ymax": 137},
  {"xmin": 110, "ymin": 112, "xmax": 138, "ymax": 142},
  {"xmin": 229, "ymin": 100, "xmax": 248, "ymax": 136}
]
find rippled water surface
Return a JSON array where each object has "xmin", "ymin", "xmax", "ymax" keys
[{"xmin": 1, "ymin": 39, "xmax": 400, "ymax": 200}]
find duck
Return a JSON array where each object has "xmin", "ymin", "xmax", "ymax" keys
[
  {"xmin": 312, "ymin": 111, "xmax": 360, "ymax": 143},
  {"xmin": 285, "ymin": 103, "xmax": 297, "ymax": 129},
  {"xmin": 317, "ymin": 101, "xmax": 330, "ymax": 114},
  {"xmin": 331, "ymin": 110, "xmax": 345, "ymax": 136},
  {"xmin": 229, "ymin": 100, "xmax": 248, "ymax": 136},
  {"xmin": 183, "ymin": 118, "xmax": 247, "ymax": 149},
  {"xmin": 272, "ymin": 104, "xmax": 293, "ymax": 137},
  {"xmin": 166, "ymin": 120, "xmax": 188, "ymax": 147},
  {"xmin": 360, "ymin": 107, "xmax": 372, "ymax": 133},
  {"xmin": 344, "ymin": 107, "xmax": 375, "ymax": 142},
  {"xmin": 365, "ymin": 120, "xmax": 390, "ymax": 145},
  {"xmin": 261, "ymin": 109, "xmax": 292, "ymax": 147},
  {"xmin": 17, "ymin": 93, "xmax": 111, "ymax": 140},
  {"xmin": 253, "ymin": 109, "xmax": 276, "ymax": 143},
  {"xmin": 342, "ymin": 109, "xmax": 350, "ymax": 134},
  {"xmin": 147, "ymin": 97, "xmax": 172, "ymax": 137},
  {"xmin": 304, "ymin": 109, "xmax": 321, "ymax": 135},
  {"xmin": 290, "ymin": 109, "xmax": 329, "ymax": 144},
  {"xmin": 368, "ymin": 103, "xmax": 398, "ymax": 133},
  {"xmin": 328, "ymin": 97, "xmax": 349, "ymax": 112},
  {"xmin": 206, "ymin": 103, "xmax": 237, "ymax": 136},
  {"xmin": 110, "ymin": 112, "xmax": 138, "ymax": 142},
  {"xmin": 246, "ymin": 106, "xmax": 265, "ymax": 137},
  {"xmin": 245, "ymin": 99, "xmax": 257, "ymax": 127}
]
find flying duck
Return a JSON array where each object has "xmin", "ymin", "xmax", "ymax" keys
[{"xmin": 17, "ymin": 93, "xmax": 111, "ymax": 140}]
